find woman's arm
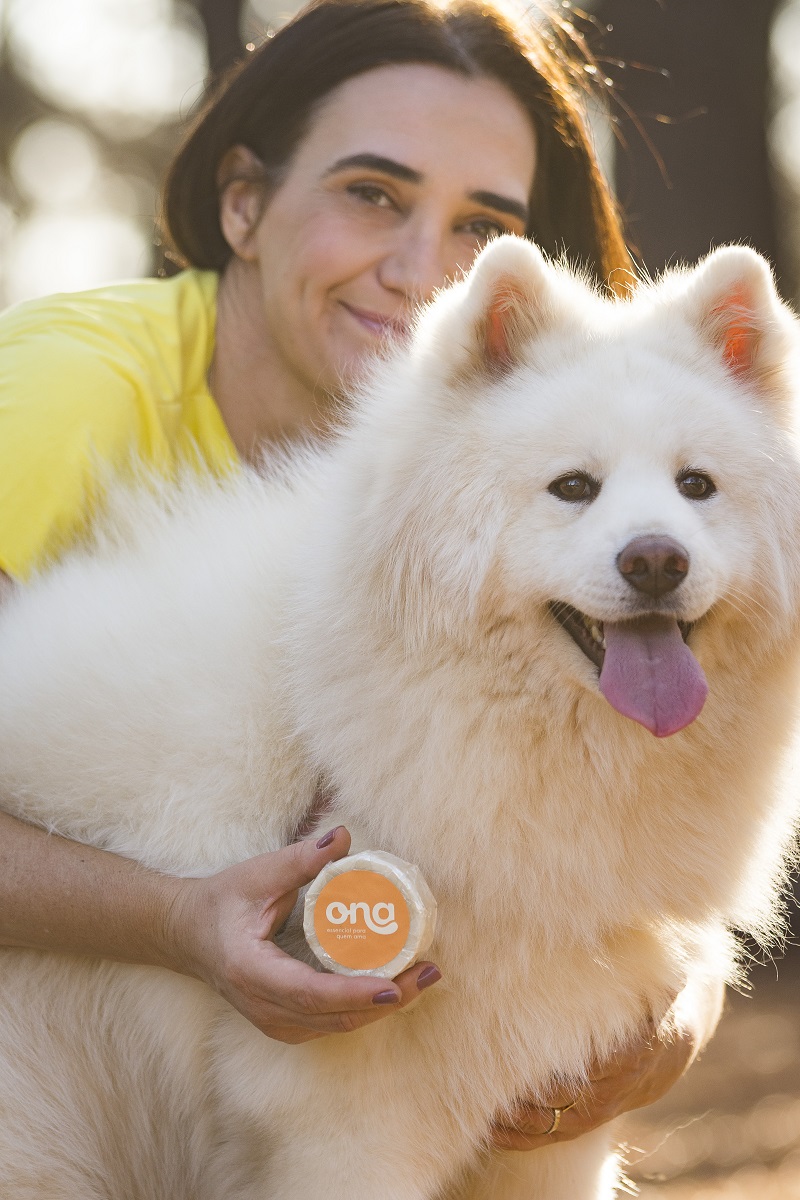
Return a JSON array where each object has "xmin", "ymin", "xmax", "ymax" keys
[
  {"xmin": 0, "ymin": 813, "xmax": 440, "ymax": 1042},
  {"xmin": 0, "ymin": 572, "xmax": 440, "ymax": 1038}
]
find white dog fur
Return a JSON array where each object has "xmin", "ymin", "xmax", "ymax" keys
[{"xmin": 0, "ymin": 236, "xmax": 799, "ymax": 1199}]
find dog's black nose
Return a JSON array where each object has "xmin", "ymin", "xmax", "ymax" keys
[{"xmin": 616, "ymin": 536, "xmax": 689, "ymax": 598}]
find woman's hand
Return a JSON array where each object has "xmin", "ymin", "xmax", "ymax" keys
[
  {"xmin": 489, "ymin": 1012, "xmax": 701, "ymax": 1151},
  {"xmin": 167, "ymin": 824, "xmax": 442, "ymax": 1044}
]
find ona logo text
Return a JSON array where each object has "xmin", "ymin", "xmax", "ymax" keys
[{"xmin": 325, "ymin": 900, "xmax": 399, "ymax": 935}]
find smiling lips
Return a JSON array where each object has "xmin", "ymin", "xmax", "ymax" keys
[{"xmin": 340, "ymin": 301, "xmax": 409, "ymax": 339}]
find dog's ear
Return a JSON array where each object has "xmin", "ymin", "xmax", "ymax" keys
[
  {"xmin": 681, "ymin": 246, "xmax": 796, "ymax": 400},
  {"xmin": 449, "ymin": 236, "xmax": 558, "ymax": 379}
]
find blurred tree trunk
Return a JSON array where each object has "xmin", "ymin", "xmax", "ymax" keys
[
  {"xmin": 196, "ymin": 0, "xmax": 245, "ymax": 87},
  {"xmin": 596, "ymin": 0, "xmax": 785, "ymax": 287}
]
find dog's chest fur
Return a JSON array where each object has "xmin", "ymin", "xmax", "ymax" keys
[{"xmin": 1, "ymin": 237, "xmax": 800, "ymax": 1199}]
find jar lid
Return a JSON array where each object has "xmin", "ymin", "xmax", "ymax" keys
[{"xmin": 303, "ymin": 850, "xmax": 437, "ymax": 978}]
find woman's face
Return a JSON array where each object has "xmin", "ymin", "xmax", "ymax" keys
[{"xmin": 226, "ymin": 63, "xmax": 537, "ymax": 399}]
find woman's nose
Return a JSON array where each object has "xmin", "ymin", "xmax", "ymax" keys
[{"xmin": 377, "ymin": 224, "xmax": 451, "ymax": 304}]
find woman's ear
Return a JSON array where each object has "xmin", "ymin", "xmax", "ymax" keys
[{"xmin": 217, "ymin": 145, "xmax": 268, "ymax": 262}]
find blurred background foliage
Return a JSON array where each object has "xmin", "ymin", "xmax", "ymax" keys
[
  {"xmin": 1, "ymin": 1, "xmax": 799, "ymax": 1195},
  {"xmin": 1, "ymin": 0, "xmax": 799, "ymax": 304}
]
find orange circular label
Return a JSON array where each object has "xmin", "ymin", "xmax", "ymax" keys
[{"xmin": 313, "ymin": 869, "xmax": 411, "ymax": 970}]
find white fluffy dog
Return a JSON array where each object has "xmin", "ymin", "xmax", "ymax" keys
[{"xmin": 1, "ymin": 237, "xmax": 799, "ymax": 1200}]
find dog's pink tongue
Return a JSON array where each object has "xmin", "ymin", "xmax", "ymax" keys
[{"xmin": 599, "ymin": 616, "xmax": 707, "ymax": 737}]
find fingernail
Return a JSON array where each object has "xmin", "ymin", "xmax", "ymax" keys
[
  {"xmin": 315, "ymin": 827, "xmax": 341, "ymax": 849},
  {"xmin": 372, "ymin": 989, "xmax": 400, "ymax": 1005},
  {"xmin": 416, "ymin": 965, "xmax": 442, "ymax": 990}
]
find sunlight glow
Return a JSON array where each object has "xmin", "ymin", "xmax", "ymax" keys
[
  {"xmin": 10, "ymin": 121, "xmax": 102, "ymax": 208},
  {"xmin": 770, "ymin": 3, "xmax": 800, "ymax": 196},
  {"xmin": 5, "ymin": 212, "xmax": 151, "ymax": 304},
  {"xmin": 7, "ymin": 0, "xmax": 207, "ymax": 138}
]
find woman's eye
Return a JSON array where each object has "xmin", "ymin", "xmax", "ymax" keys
[
  {"xmin": 676, "ymin": 471, "xmax": 716, "ymax": 500},
  {"xmin": 346, "ymin": 182, "xmax": 395, "ymax": 209},
  {"xmin": 547, "ymin": 473, "xmax": 600, "ymax": 503},
  {"xmin": 461, "ymin": 218, "xmax": 507, "ymax": 242}
]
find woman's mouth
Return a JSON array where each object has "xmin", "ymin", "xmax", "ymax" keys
[{"xmin": 339, "ymin": 301, "xmax": 409, "ymax": 340}]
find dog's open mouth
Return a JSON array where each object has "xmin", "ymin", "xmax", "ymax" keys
[
  {"xmin": 549, "ymin": 602, "xmax": 693, "ymax": 671},
  {"xmin": 548, "ymin": 602, "xmax": 706, "ymax": 738}
]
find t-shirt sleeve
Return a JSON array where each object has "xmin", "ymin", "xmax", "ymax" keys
[{"xmin": 0, "ymin": 325, "xmax": 147, "ymax": 581}]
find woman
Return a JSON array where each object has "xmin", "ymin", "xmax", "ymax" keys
[{"xmin": 0, "ymin": 0, "xmax": 718, "ymax": 1152}]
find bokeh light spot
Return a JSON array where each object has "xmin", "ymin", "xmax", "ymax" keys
[
  {"xmin": 5, "ymin": 211, "xmax": 151, "ymax": 304},
  {"xmin": 7, "ymin": 0, "xmax": 207, "ymax": 138},
  {"xmin": 10, "ymin": 120, "xmax": 102, "ymax": 208}
]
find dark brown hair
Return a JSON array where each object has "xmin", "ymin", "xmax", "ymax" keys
[{"xmin": 163, "ymin": 0, "xmax": 630, "ymax": 288}]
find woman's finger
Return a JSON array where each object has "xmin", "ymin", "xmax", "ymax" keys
[
  {"xmin": 239, "ymin": 966, "xmax": 442, "ymax": 1039},
  {"xmin": 248, "ymin": 828, "xmax": 353, "ymax": 935},
  {"xmin": 489, "ymin": 1098, "xmax": 596, "ymax": 1151},
  {"xmin": 239, "ymin": 943, "xmax": 442, "ymax": 1031},
  {"xmin": 257, "ymin": 943, "xmax": 439, "ymax": 1010}
]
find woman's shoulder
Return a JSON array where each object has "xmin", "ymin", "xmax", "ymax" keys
[
  {"xmin": 0, "ymin": 270, "xmax": 219, "ymax": 395},
  {"xmin": 0, "ymin": 268, "xmax": 218, "ymax": 324},
  {"xmin": 0, "ymin": 270, "xmax": 225, "ymax": 582},
  {"xmin": 0, "ymin": 268, "xmax": 230, "ymax": 475}
]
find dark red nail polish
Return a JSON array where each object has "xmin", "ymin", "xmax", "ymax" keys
[
  {"xmin": 315, "ymin": 827, "xmax": 340, "ymax": 849},
  {"xmin": 372, "ymin": 990, "xmax": 399, "ymax": 1005},
  {"xmin": 416, "ymin": 965, "xmax": 442, "ymax": 990}
]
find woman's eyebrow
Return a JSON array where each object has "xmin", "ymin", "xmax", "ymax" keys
[
  {"xmin": 323, "ymin": 153, "xmax": 422, "ymax": 183},
  {"xmin": 323, "ymin": 153, "xmax": 529, "ymax": 224},
  {"xmin": 468, "ymin": 190, "xmax": 529, "ymax": 225}
]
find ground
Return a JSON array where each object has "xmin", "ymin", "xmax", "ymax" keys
[{"xmin": 623, "ymin": 940, "xmax": 800, "ymax": 1199}]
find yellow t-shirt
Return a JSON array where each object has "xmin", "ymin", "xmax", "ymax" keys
[{"xmin": 0, "ymin": 270, "xmax": 238, "ymax": 580}]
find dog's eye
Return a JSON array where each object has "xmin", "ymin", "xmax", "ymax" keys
[
  {"xmin": 676, "ymin": 471, "xmax": 716, "ymax": 500},
  {"xmin": 548, "ymin": 473, "xmax": 600, "ymax": 503}
]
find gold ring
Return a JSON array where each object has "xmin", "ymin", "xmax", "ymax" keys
[{"xmin": 543, "ymin": 1099, "xmax": 577, "ymax": 1136}]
